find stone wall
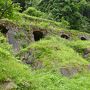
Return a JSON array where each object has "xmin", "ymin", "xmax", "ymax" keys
[
  {"xmin": 0, "ymin": 20, "xmax": 30, "ymax": 53},
  {"xmin": 0, "ymin": 20, "xmax": 90, "ymax": 53}
]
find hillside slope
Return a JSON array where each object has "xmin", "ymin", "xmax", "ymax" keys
[
  {"xmin": 0, "ymin": 31, "xmax": 90, "ymax": 89},
  {"xmin": 0, "ymin": 2, "xmax": 90, "ymax": 89}
]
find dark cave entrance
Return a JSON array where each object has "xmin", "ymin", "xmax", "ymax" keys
[
  {"xmin": 33, "ymin": 31, "xmax": 44, "ymax": 41},
  {"xmin": 61, "ymin": 34, "xmax": 70, "ymax": 39},
  {"xmin": 0, "ymin": 26, "xmax": 8, "ymax": 36},
  {"xmin": 80, "ymin": 37, "xmax": 87, "ymax": 40}
]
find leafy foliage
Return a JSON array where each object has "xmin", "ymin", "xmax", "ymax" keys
[
  {"xmin": 23, "ymin": 7, "xmax": 48, "ymax": 18},
  {"xmin": 0, "ymin": 0, "xmax": 20, "ymax": 19},
  {"xmin": 38, "ymin": 0, "xmax": 90, "ymax": 32},
  {"xmin": 0, "ymin": 0, "xmax": 90, "ymax": 89}
]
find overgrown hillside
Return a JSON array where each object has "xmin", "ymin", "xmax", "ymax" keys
[{"xmin": 0, "ymin": 0, "xmax": 90, "ymax": 90}]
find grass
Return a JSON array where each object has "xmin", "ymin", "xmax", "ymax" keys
[
  {"xmin": 16, "ymin": 37, "xmax": 90, "ymax": 90},
  {"xmin": 18, "ymin": 36, "xmax": 89, "ymax": 71},
  {"xmin": 0, "ymin": 12, "xmax": 90, "ymax": 89},
  {"xmin": 28, "ymin": 72, "xmax": 90, "ymax": 90},
  {"xmin": 0, "ymin": 34, "xmax": 90, "ymax": 89},
  {"xmin": 16, "ymin": 36, "xmax": 90, "ymax": 90},
  {"xmin": 0, "ymin": 35, "xmax": 32, "ymax": 89}
]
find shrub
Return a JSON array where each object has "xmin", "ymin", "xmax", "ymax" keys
[{"xmin": 23, "ymin": 7, "xmax": 48, "ymax": 18}]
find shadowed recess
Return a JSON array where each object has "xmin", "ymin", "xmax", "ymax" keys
[
  {"xmin": 80, "ymin": 37, "xmax": 87, "ymax": 40},
  {"xmin": 33, "ymin": 31, "xmax": 44, "ymax": 41},
  {"xmin": 0, "ymin": 26, "xmax": 8, "ymax": 36},
  {"xmin": 61, "ymin": 34, "xmax": 70, "ymax": 39}
]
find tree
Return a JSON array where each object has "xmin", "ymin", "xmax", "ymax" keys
[
  {"xmin": 0, "ymin": 0, "xmax": 20, "ymax": 19},
  {"xmin": 38, "ymin": 0, "xmax": 90, "ymax": 32},
  {"xmin": 13, "ymin": 0, "xmax": 26, "ymax": 12}
]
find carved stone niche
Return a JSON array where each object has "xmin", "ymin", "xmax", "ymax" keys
[
  {"xmin": 0, "ymin": 25, "xmax": 8, "ymax": 36},
  {"xmin": 32, "ymin": 28, "xmax": 47, "ymax": 41},
  {"xmin": 59, "ymin": 31, "xmax": 71, "ymax": 40},
  {"xmin": 80, "ymin": 36, "xmax": 87, "ymax": 40},
  {"xmin": 33, "ymin": 31, "xmax": 44, "ymax": 41},
  {"xmin": 61, "ymin": 34, "xmax": 70, "ymax": 39},
  {"xmin": 78, "ymin": 34, "xmax": 90, "ymax": 41}
]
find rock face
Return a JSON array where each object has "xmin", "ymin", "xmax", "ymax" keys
[
  {"xmin": 0, "ymin": 20, "xmax": 90, "ymax": 54},
  {"xmin": 60, "ymin": 64, "xmax": 90, "ymax": 77},
  {"xmin": 0, "ymin": 20, "xmax": 31, "ymax": 53},
  {"xmin": 0, "ymin": 20, "xmax": 49, "ymax": 53},
  {"xmin": 60, "ymin": 67, "xmax": 78, "ymax": 77},
  {"xmin": 84, "ymin": 48, "xmax": 90, "ymax": 54},
  {"xmin": 0, "ymin": 79, "xmax": 17, "ymax": 90},
  {"xmin": 83, "ymin": 48, "xmax": 90, "ymax": 58}
]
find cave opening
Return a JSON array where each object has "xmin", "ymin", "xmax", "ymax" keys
[
  {"xmin": 0, "ymin": 26, "xmax": 8, "ymax": 36},
  {"xmin": 33, "ymin": 31, "xmax": 44, "ymax": 41},
  {"xmin": 61, "ymin": 34, "xmax": 69, "ymax": 39},
  {"xmin": 80, "ymin": 37, "xmax": 87, "ymax": 40}
]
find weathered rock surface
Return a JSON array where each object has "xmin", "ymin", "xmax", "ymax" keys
[
  {"xmin": 60, "ymin": 67, "xmax": 78, "ymax": 77},
  {"xmin": 60, "ymin": 64, "xmax": 90, "ymax": 77},
  {"xmin": 83, "ymin": 48, "xmax": 90, "ymax": 58},
  {"xmin": 1, "ymin": 20, "xmax": 90, "ymax": 54},
  {"xmin": 0, "ymin": 79, "xmax": 17, "ymax": 90},
  {"xmin": 78, "ymin": 34, "xmax": 90, "ymax": 40},
  {"xmin": 0, "ymin": 20, "xmax": 31, "ymax": 53}
]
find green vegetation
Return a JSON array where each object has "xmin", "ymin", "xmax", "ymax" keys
[
  {"xmin": 1, "ymin": 35, "xmax": 90, "ymax": 90},
  {"xmin": 0, "ymin": 35, "xmax": 31, "ymax": 89},
  {"xmin": 18, "ymin": 36, "xmax": 89, "ymax": 69},
  {"xmin": 23, "ymin": 7, "xmax": 48, "ymax": 18},
  {"xmin": 0, "ymin": 0, "xmax": 20, "ymax": 19},
  {"xmin": 38, "ymin": 0, "xmax": 90, "ymax": 32},
  {"xmin": 0, "ymin": 0, "xmax": 90, "ymax": 90}
]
